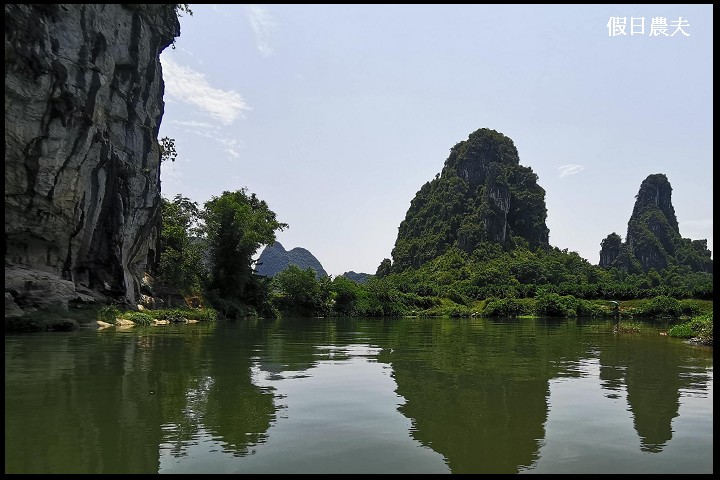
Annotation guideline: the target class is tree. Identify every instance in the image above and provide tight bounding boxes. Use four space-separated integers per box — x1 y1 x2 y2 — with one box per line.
156 194 205 297
160 137 178 163
331 275 360 316
171 5 193 50
271 265 331 316
202 189 287 301
174 4 193 16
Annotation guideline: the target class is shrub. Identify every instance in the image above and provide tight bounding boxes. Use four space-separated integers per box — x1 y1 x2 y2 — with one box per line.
97 305 120 324
121 311 154 326
669 312 713 343
646 295 681 317
667 323 694 338
483 297 533 317
534 293 578 317
576 300 610 317
677 299 704 316
447 305 471 317
151 308 189 323
191 308 219 322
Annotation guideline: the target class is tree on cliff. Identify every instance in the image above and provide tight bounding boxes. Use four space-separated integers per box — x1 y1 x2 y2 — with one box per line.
202 189 288 306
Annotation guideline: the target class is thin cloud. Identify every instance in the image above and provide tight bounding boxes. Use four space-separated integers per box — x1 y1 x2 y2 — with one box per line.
161 57 250 125
246 5 276 56
558 164 584 178
172 124 244 161
223 147 241 159
169 120 215 129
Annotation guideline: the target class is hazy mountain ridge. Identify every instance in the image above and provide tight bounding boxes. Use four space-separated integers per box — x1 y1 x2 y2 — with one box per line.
256 241 328 278
340 271 372 284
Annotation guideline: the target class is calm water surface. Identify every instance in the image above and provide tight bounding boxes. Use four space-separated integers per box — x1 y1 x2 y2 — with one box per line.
4 317 713 474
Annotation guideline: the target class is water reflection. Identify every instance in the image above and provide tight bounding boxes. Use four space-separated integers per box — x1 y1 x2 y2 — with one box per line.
202 322 276 456
376 318 578 473
598 331 712 453
4 317 713 474
5 331 167 473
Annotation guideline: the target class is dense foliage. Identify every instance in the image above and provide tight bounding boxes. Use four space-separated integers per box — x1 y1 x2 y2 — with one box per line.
154 193 711 321
258 243 713 320
668 312 713 345
390 128 549 271
270 265 332 316
151 132 711 326
202 189 288 317
156 195 205 297
600 174 713 274
154 188 287 318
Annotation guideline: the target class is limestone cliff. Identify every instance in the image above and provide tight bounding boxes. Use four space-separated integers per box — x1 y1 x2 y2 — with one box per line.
389 128 549 271
255 242 328 278
599 174 713 273
5 4 180 315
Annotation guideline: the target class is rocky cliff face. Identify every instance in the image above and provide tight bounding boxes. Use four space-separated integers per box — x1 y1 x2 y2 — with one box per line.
389 128 549 271
255 242 328 278
5 4 180 315
599 174 713 273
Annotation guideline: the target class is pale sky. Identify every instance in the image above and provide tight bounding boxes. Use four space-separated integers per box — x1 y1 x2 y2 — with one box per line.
159 4 713 277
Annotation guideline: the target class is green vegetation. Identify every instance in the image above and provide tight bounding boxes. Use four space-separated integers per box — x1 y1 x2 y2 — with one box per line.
120 311 155 326
390 128 549 272
600 174 713 275
270 265 331 317
202 189 288 317
159 137 179 163
668 312 713 345
156 195 205 298
143 307 218 323
111 307 219 326
613 321 643 334
97 305 121 324
152 184 288 319
152 193 711 320
145 130 711 326
174 4 193 17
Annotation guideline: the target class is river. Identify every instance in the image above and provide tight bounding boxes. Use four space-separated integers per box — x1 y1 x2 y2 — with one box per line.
4 317 713 474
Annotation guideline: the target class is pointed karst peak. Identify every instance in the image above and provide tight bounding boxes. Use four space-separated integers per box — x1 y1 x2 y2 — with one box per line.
442 128 521 186
631 173 679 233
269 241 285 251
388 127 549 272
599 173 712 273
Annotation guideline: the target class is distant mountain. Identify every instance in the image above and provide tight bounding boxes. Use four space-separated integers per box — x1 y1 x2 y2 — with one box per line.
255 241 328 278
340 271 373 284
599 174 713 273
